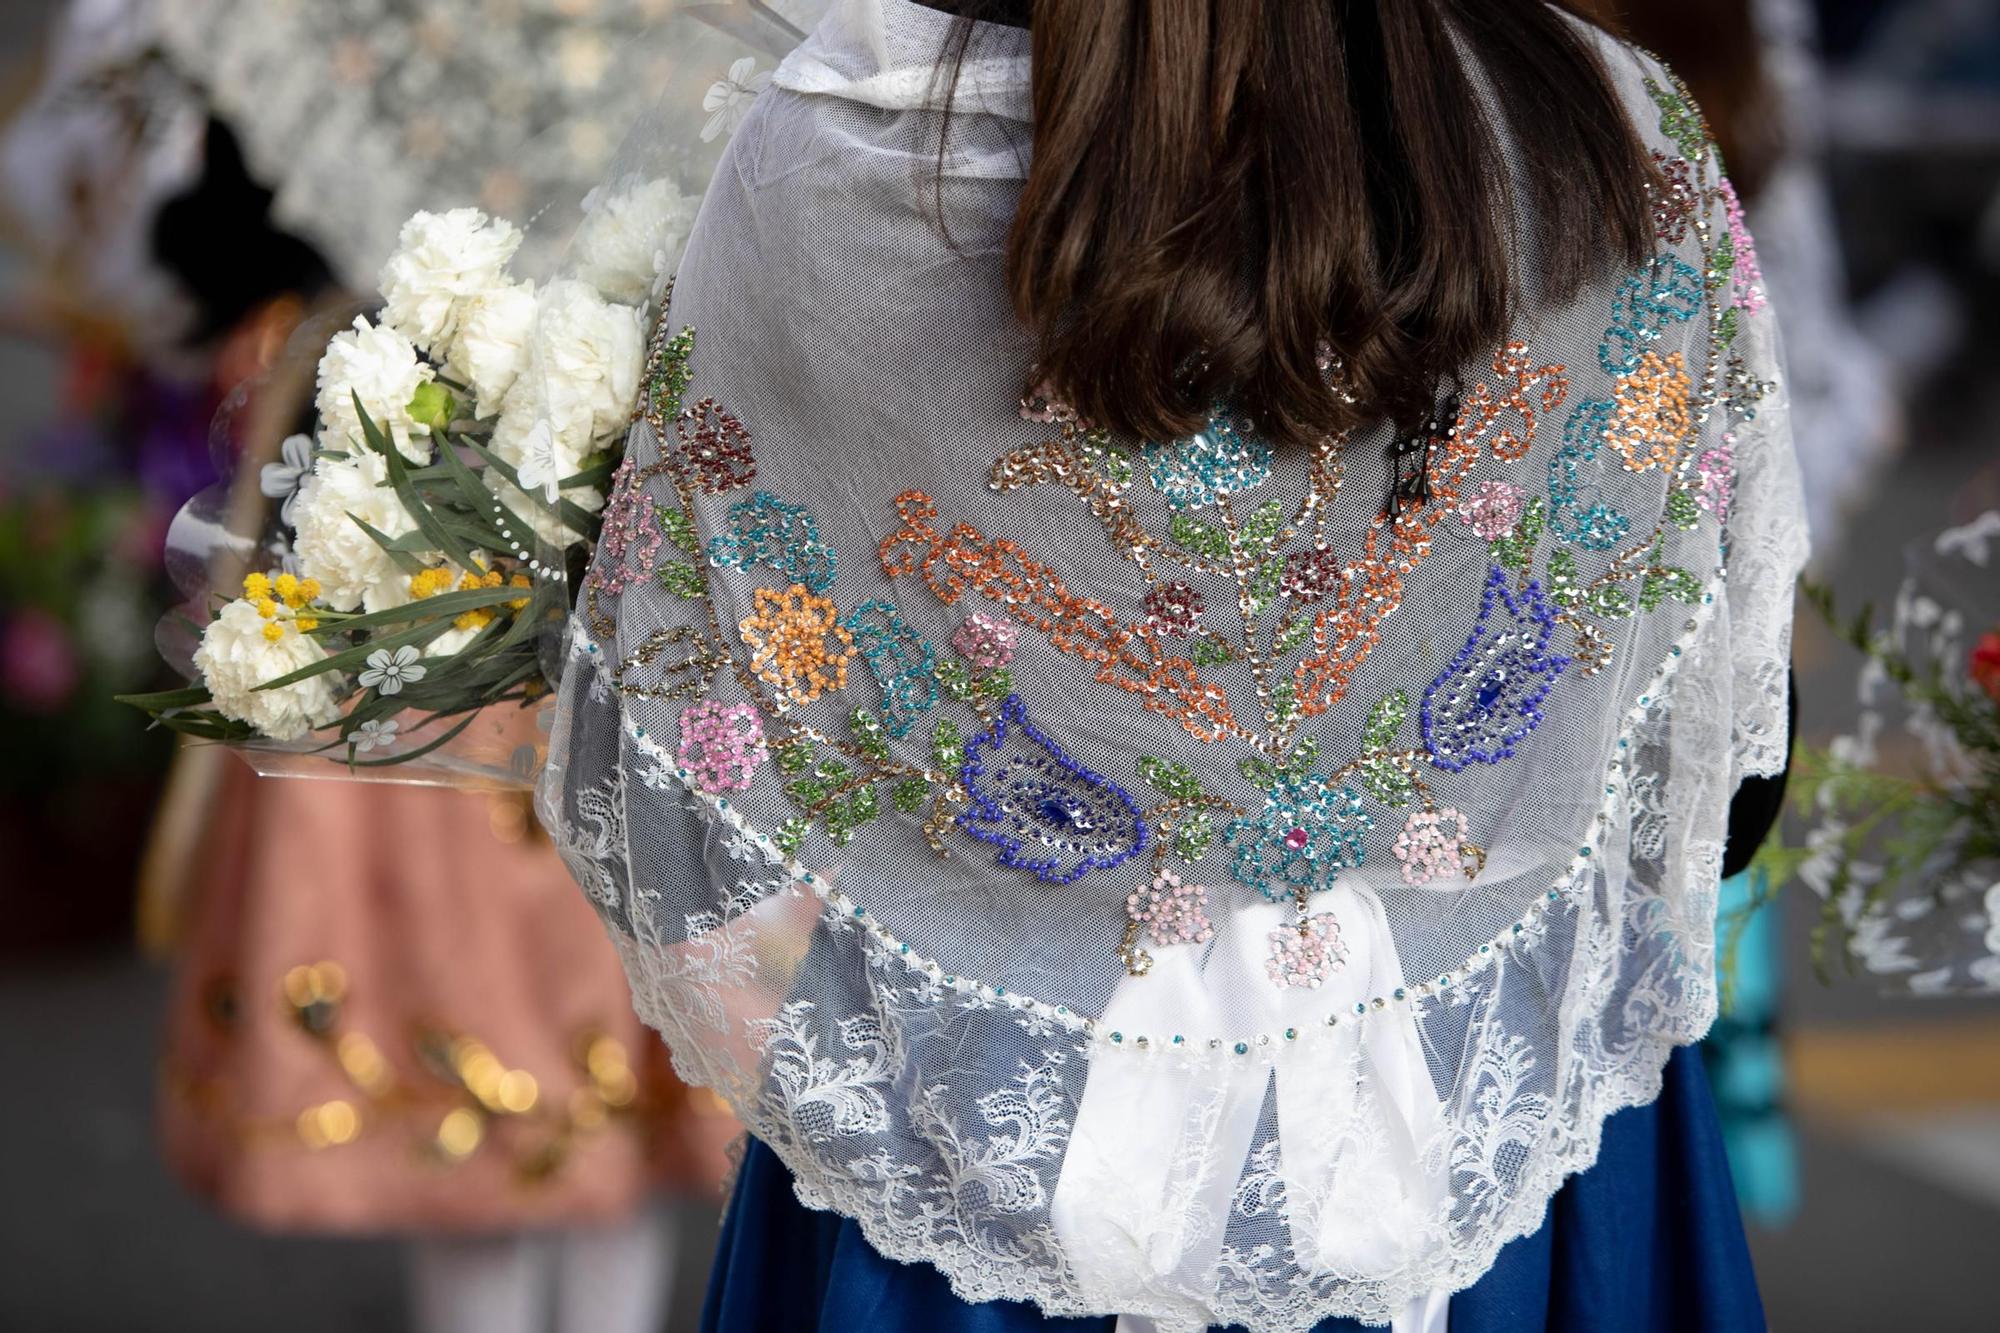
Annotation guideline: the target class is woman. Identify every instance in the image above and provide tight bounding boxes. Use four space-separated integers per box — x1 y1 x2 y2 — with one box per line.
542 0 1807 1329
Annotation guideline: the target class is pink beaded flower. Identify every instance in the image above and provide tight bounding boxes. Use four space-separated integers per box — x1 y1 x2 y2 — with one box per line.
677 700 767 793
1457 480 1527 541
1267 913 1346 990
1126 869 1214 948
1143 581 1205 638
1719 178 1767 316
1695 444 1733 520
951 612 1016 669
1393 808 1468 886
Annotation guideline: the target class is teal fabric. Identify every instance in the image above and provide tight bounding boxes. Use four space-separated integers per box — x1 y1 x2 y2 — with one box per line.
701 1044 1762 1332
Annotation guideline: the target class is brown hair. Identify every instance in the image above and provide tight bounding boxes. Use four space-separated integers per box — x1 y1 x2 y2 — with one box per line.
935 1 1662 444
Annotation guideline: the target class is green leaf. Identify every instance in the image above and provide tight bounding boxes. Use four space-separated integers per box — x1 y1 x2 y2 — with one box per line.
1665 488 1700 530
1192 635 1232 665
1359 757 1416 807
1273 615 1313 655
1137 756 1203 801
892 778 928 813
656 503 699 554
1547 549 1582 608
352 514 431 576
775 817 808 857
1170 513 1229 560
1238 756 1276 786
115 684 214 712
658 562 707 597
1363 692 1408 752
1240 500 1284 551
850 709 891 762
933 719 965 771
1588 584 1635 618
353 392 480 573
1173 812 1214 863
935 659 972 701
976 667 1013 701
346 708 483 769
312 584 528 636
253 619 445 692
1717 307 1740 348
775 742 814 776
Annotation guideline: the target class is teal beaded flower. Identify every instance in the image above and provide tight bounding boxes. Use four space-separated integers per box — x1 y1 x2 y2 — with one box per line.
1224 773 1372 901
1143 405 1271 510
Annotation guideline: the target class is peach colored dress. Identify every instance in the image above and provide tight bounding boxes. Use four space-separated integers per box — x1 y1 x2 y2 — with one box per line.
159 762 735 1234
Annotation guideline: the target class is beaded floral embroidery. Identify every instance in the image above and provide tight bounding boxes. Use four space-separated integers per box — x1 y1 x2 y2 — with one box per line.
591 73 1764 987
739 584 853 705
678 699 767 793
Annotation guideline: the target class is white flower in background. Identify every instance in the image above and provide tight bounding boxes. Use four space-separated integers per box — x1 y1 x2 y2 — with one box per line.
1985 881 2000 957
701 56 770 142
359 644 426 695
490 392 590 497
292 453 429 613
351 718 400 753
424 623 485 658
315 316 437 463
378 207 524 353
513 420 566 503
260 434 315 525
572 177 698 305
445 279 538 418
520 279 644 447
193 600 341 742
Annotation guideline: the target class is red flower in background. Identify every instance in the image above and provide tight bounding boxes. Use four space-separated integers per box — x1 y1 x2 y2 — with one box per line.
1971 630 2000 705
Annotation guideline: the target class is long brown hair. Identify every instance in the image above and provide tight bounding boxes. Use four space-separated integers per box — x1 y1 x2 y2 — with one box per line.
934 1 1662 445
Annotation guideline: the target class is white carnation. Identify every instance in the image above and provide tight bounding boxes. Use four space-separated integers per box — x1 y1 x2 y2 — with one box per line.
316 317 437 464
520 279 644 448
292 453 432 613
378 207 524 352
571 178 697 306
447 280 539 419
489 383 594 495
194 600 342 742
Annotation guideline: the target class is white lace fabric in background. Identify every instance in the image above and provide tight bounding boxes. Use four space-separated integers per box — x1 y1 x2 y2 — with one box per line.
537 1 1810 1328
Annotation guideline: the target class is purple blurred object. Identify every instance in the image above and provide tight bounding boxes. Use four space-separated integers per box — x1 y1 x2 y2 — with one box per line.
1 609 81 712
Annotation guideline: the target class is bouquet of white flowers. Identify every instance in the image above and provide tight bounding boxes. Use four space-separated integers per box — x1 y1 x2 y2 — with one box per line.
120 182 694 782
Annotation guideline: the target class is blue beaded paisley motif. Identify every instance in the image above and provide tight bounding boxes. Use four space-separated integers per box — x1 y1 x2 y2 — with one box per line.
1142 404 1272 510
958 695 1147 885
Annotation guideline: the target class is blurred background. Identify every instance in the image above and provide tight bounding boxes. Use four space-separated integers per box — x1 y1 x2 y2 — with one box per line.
0 1 1996 1330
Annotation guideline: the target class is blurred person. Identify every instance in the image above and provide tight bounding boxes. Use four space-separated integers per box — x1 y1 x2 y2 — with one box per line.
4 4 738 1330
542 3 1805 1332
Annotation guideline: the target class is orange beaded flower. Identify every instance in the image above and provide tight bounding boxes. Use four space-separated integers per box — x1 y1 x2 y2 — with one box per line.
1607 350 1692 472
739 583 854 705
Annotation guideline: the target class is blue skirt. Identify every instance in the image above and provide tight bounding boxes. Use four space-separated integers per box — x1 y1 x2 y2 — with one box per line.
701 1044 1762 1332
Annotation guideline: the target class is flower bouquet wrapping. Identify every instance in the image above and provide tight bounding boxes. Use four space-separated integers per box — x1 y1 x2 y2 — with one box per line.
1764 511 2000 991
119 183 699 784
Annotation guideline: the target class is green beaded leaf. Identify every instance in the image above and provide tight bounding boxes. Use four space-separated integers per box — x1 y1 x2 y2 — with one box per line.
658 561 707 597
655 503 700 554
1491 497 1547 572
1547 548 1583 608
1665 488 1700 531
849 708 891 762
824 784 879 845
1174 812 1214 863
1245 558 1283 616
1238 755 1277 786
892 778 928 813
775 741 814 777
1192 634 1233 665
1716 307 1740 348
1170 513 1230 560
933 719 965 771
977 667 1013 701
1273 614 1314 656
1138 756 1203 801
1644 76 1709 162
1710 227 1736 282
1240 500 1285 551
1642 566 1704 610
1588 584 1636 618
1284 733 1320 776
787 777 828 806
935 658 973 701
775 817 808 857
647 326 696 420
1269 679 1298 724
1363 691 1408 752
1359 757 1416 807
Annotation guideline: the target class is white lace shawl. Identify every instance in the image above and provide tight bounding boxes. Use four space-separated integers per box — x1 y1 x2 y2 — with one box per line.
537 2 1809 1327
